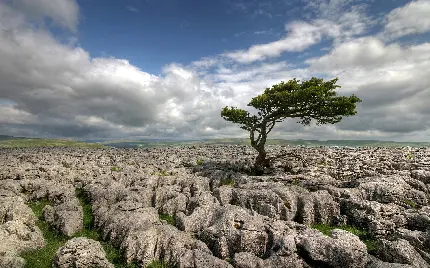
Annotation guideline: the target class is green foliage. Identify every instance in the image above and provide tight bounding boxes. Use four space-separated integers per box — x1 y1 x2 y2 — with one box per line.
22 193 139 268
111 166 122 172
311 224 377 254
405 153 414 160
221 77 361 168
404 199 417 209
146 260 170 268
21 199 67 268
196 159 204 166
219 174 235 187
159 213 175 226
222 77 361 130
151 169 174 176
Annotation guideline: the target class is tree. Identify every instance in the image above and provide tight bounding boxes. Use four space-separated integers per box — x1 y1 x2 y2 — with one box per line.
221 77 362 172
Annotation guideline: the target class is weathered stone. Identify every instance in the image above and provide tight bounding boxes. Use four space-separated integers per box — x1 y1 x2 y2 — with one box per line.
42 198 83 236
52 237 114 268
375 239 429 267
296 228 368 268
1 145 430 267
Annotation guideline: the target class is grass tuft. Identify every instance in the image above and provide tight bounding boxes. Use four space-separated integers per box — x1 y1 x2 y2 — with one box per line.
311 223 377 254
151 170 174 176
146 260 170 268
111 166 122 172
404 199 418 209
158 213 175 226
21 199 68 268
219 174 235 187
21 192 140 268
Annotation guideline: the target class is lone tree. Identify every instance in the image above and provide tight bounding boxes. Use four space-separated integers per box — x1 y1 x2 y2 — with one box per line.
221 77 361 172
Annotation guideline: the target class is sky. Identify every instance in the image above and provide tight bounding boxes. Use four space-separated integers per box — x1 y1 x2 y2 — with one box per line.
0 0 430 141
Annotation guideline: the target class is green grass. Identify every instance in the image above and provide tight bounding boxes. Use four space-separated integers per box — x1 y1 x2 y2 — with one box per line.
405 153 415 160
404 199 418 209
219 174 235 187
21 193 140 268
158 213 175 226
146 260 170 268
151 170 174 176
111 166 122 172
196 159 204 166
311 224 377 254
21 199 68 268
0 138 105 148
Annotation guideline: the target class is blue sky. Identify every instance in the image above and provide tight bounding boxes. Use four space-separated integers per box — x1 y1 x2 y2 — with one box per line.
76 0 301 73
0 0 430 141
75 0 411 73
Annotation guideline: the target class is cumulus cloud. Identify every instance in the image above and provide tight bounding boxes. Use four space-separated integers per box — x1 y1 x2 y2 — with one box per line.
306 36 430 136
8 0 79 32
223 4 370 63
0 2 235 139
383 0 430 39
1 0 430 141
306 37 403 70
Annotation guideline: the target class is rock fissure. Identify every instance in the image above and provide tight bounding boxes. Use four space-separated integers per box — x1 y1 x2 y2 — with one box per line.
0 145 429 267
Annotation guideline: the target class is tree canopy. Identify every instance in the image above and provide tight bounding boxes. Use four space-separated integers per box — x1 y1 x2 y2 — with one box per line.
221 77 362 171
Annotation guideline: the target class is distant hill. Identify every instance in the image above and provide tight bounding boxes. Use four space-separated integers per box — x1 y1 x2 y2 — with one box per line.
1 135 429 149
0 136 104 148
103 138 430 148
0 135 29 141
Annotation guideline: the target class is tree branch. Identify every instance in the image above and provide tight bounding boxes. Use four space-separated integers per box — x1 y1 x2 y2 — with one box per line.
266 120 276 135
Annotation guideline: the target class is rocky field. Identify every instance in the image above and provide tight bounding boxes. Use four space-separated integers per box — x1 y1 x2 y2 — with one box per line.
1 145 430 268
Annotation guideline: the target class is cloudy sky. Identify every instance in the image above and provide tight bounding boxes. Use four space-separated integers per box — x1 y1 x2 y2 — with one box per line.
0 0 429 141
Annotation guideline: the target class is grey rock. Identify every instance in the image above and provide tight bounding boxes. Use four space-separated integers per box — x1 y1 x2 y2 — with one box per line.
296 228 368 268
42 198 83 236
52 237 114 268
375 239 429 267
0 254 25 268
0 196 45 262
366 255 415 268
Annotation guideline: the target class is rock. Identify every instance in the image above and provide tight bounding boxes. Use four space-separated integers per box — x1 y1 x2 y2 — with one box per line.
183 204 269 259
411 170 430 184
366 255 415 268
311 190 340 225
53 237 114 268
0 253 25 268
122 224 226 267
0 196 45 264
296 228 368 268
234 252 264 268
42 198 83 236
233 252 304 268
375 239 430 267
2 145 430 267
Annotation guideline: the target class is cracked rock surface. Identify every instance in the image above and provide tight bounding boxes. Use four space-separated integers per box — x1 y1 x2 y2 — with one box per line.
52 237 114 268
0 145 430 267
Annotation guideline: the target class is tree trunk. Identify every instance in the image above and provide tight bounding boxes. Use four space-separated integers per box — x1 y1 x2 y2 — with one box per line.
254 148 271 170
251 123 271 174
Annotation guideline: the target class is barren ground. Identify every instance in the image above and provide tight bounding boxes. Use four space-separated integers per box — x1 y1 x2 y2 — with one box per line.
1 145 430 268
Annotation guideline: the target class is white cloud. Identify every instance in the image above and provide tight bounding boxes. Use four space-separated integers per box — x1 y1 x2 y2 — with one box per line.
0 3 235 139
306 37 403 70
9 0 79 32
222 4 370 63
1 0 430 141
384 0 430 39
